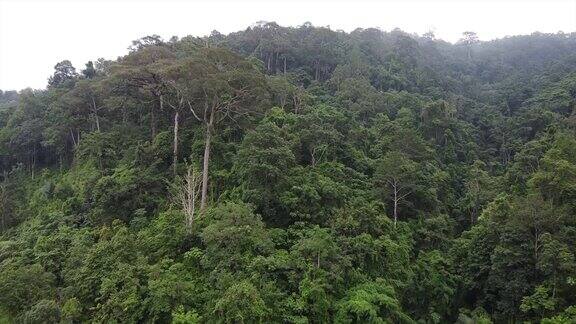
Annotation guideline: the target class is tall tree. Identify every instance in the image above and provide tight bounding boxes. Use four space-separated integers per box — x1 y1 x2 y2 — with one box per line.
111 45 176 139
164 48 269 211
173 163 202 231
459 31 479 60
374 151 419 226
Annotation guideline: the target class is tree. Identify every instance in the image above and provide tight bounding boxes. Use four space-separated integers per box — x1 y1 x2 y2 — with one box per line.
295 105 345 167
110 45 176 140
212 280 269 323
0 175 12 232
2 89 46 175
520 286 558 319
423 30 436 40
420 99 456 146
66 79 106 133
405 250 457 322
528 133 576 206
335 280 414 323
542 306 576 323
200 202 272 271
463 160 498 224
164 48 269 212
459 31 479 60
129 35 164 52
82 61 97 79
0 263 56 317
173 163 202 232
511 194 564 263
48 60 78 88
234 114 295 221
374 151 419 227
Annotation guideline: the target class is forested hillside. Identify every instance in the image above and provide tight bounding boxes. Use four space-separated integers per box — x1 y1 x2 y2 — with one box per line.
1 22 576 323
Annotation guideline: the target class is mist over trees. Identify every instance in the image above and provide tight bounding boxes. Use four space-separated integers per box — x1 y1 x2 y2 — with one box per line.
1 22 576 323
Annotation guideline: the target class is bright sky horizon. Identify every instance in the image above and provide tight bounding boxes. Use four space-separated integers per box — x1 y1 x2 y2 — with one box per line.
1 0 575 90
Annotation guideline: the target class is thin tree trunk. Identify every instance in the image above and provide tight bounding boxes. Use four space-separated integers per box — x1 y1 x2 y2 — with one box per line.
91 96 101 132
200 112 214 212
70 129 77 147
293 91 301 114
186 169 197 230
173 110 179 177
95 114 100 132
122 106 127 125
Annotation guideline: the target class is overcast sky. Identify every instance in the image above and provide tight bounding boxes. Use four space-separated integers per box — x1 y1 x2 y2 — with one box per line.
1 0 575 90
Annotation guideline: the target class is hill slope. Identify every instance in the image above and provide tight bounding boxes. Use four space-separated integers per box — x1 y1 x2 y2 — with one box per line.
0 23 576 322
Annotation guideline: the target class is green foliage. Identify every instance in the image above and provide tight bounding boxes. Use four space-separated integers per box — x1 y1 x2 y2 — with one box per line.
61 297 82 323
1 23 576 323
0 263 55 317
520 286 558 318
172 306 201 324
542 306 576 324
212 280 269 323
200 202 273 271
335 279 414 323
90 164 164 223
405 250 457 321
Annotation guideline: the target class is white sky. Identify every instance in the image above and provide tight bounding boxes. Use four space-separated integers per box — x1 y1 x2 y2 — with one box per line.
1 0 575 90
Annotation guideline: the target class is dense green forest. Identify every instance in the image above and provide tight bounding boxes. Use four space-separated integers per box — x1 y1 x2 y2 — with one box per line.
1 22 576 323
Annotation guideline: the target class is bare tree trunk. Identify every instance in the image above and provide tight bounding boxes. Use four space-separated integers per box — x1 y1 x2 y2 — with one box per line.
173 110 179 177
200 112 214 213
122 106 127 125
186 168 197 230
176 164 201 232
70 129 77 147
293 90 301 114
95 114 100 133
91 96 101 132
